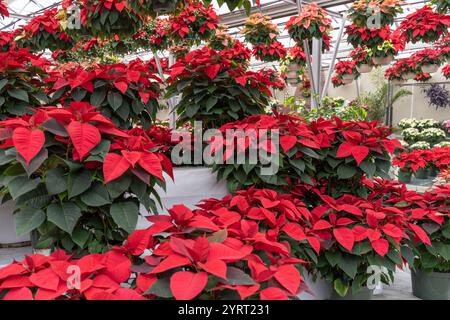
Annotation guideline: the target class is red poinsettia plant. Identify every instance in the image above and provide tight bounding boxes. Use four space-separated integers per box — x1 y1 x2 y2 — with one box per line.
0 250 142 300
210 114 401 195
117 196 309 300
385 57 418 81
0 0 8 18
332 75 345 88
415 71 432 82
399 5 450 44
47 59 162 129
133 17 171 52
220 39 252 65
18 8 73 52
62 0 143 38
0 102 172 254
166 47 280 129
286 2 332 44
443 64 450 79
411 48 444 68
350 46 373 67
334 60 359 79
0 30 20 52
393 149 430 173
252 41 287 63
0 47 51 119
345 24 391 49
168 0 218 45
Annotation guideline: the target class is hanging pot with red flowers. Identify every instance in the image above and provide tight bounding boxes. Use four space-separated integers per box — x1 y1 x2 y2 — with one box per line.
62 0 143 39
350 46 374 73
253 41 287 63
411 48 444 74
345 24 391 50
334 59 360 82
18 8 73 52
399 5 450 44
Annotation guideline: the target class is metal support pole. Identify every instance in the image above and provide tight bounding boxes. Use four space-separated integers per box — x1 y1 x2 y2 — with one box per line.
321 14 346 101
168 54 177 129
312 38 322 98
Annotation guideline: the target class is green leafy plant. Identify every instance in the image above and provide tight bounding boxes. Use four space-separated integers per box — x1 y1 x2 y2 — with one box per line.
0 102 173 254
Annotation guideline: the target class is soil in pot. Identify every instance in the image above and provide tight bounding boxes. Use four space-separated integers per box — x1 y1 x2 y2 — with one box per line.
356 64 373 74
414 168 429 180
411 269 450 300
398 169 412 183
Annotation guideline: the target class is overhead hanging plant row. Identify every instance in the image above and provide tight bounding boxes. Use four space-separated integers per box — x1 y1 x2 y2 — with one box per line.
46 59 162 129
348 0 404 28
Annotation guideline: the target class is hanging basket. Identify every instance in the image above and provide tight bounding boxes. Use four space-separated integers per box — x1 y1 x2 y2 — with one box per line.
342 78 353 85
421 64 440 74
356 64 373 74
372 55 393 66
403 72 416 80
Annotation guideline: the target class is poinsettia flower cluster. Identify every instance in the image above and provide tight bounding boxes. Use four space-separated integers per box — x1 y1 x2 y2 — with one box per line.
350 46 373 67
0 250 142 300
348 0 404 28
287 46 307 66
241 13 280 46
393 149 430 172
19 8 73 52
0 0 8 17
415 71 432 82
345 24 391 49
410 48 443 67
256 68 286 90
62 0 143 38
210 113 401 194
384 57 418 81
46 59 162 129
118 192 310 300
168 0 218 44
286 2 332 43
133 17 171 52
332 75 344 88
0 30 20 52
443 64 450 79
399 5 450 44
252 41 287 63
334 59 359 77
0 47 51 119
220 40 252 65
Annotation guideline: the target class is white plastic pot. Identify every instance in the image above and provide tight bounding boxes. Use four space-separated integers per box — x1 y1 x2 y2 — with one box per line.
356 64 373 74
403 72 416 80
0 201 30 246
342 73 356 81
372 55 393 66
138 166 228 229
421 64 439 74
391 78 406 85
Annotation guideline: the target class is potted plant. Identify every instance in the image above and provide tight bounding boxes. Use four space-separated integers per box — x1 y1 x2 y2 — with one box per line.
332 75 347 87
209 24 234 51
286 2 332 44
399 5 450 44
345 24 391 50
419 128 447 146
281 46 307 83
166 47 278 130
443 64 450 79
0 48 50 119
415 71 433 82
385 67 405 85
18 8 73 52
132 17 171 52
348 0 404 28
252 41 287 63
220 39 252 66
62 0 143 39
0 102 173 254
335 60 359 81
241 12 280 46
294 184 425 299
408 184 450 300
412 48 444 74
0 0 8 18
371 40 397 65
350 46 374 73
47 59 162 129
393 150 429 183
168 0 219 46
